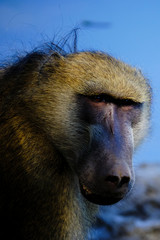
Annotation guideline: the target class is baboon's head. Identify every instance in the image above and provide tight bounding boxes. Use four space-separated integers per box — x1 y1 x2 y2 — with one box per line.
27 51 151 205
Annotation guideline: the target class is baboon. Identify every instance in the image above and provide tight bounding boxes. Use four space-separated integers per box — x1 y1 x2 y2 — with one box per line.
0 44 151 240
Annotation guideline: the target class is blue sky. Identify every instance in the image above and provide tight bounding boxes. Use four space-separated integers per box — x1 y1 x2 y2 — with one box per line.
0 0 160 164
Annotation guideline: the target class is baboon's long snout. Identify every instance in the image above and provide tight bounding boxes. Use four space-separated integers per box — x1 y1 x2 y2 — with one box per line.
79 161 133 206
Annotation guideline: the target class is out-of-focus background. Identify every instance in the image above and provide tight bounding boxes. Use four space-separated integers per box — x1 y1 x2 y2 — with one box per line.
0 0 159 166
1 1 160 239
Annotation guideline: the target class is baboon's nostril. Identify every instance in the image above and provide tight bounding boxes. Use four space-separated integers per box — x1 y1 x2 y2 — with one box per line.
105 175 120 186
119 176 130 187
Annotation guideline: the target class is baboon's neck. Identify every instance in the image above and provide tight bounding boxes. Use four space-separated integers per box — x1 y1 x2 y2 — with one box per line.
0 113 94 239
50 168 89 240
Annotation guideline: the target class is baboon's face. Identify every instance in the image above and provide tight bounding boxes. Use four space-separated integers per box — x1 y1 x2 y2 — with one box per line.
41 52 151 206
75 94 142 205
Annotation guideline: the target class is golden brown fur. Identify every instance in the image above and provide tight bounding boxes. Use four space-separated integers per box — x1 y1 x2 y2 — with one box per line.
0 49 151 240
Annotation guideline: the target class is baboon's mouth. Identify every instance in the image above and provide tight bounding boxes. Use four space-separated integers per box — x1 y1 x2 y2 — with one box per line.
80 183 123 206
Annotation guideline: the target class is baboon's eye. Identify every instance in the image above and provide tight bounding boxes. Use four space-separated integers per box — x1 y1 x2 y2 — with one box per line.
118 99 141 107
88 94 115 103
89 95 105 102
